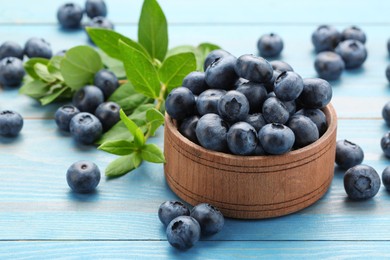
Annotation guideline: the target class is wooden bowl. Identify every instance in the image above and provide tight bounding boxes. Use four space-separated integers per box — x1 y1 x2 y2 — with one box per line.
164 104 337 219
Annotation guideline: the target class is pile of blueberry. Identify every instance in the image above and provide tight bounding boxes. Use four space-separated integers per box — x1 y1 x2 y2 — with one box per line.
57 0 114 38
158 200 224 250
54 69 120 145
166 49 332 156
312 25 367 81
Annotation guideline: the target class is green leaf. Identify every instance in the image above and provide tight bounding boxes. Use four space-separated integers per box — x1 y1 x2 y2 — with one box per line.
138 0 168 61
24 58 49 79
87 28 151 61
141 143 165 163
120 109 145 147
108 82 153 114
39 86 70 105
60 45 103 90
96 121 132 145
34 63 57 83
48 56 64 81
19 80 49 99
105 152 142 178
98 139 137 155
97 50 127 79
119 40 160 98
166 45 197 58
159 52 196 92
146 108 164 136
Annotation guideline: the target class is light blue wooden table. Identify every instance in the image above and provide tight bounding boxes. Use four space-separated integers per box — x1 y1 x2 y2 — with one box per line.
1 0 390 258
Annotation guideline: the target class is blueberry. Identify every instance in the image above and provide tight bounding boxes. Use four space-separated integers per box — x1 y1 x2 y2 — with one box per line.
227 122 258 155
236 81 267 113
158 201 190 226
274 71 304 101
166 216 201 250
66 161 101 193
190 203 224 236
287 114 319 148
0 110 23 136
55 49 67 57
263 70 281 93
297 78 332 109
262 96 290 124
165 87 196 120
253 142 266 155
295 108 327 136
218 90 250 123
205 55 238 90
335 40 367 69
69 112 103 145
270 60 294 72
204 49 232 70
85 0 107 19
314 51 345 81
344 164 380 200
311 25 341 53
182 71 208 95
257 33 284 57
57 3 83 29
234 77 249 88
235 54 273 83
86 17 114 40
382 101 390 126
0 41 24 60
55 105 80 132
195 113 228 152
0 57 25 87
94 101 120 131
93 69 119 99
72 85 105 113
381 131 390 158
335 139 364 170
196 89 226 116
382 166 390 191
386 65 390 83
341 26 366 44
244 113 266 132
24 37 52 59
179 115 199 144
258 123 295 155
283 100 297 116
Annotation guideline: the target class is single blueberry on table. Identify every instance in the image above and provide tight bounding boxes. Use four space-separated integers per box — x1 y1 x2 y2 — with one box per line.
386 64 390 83
258 123 295 155
196 89 226 116
287 115 319 149
314 51 345 81
336 140 364 170
66 161 101 193
235 54 273 83
244 113 266 132
382 166 390 191
195 113 229 152
218 90 250 123
262 96 290 124
274 71 304 101
57 3 83 29
190 203 224 236
85 0 107 19
203 49 232 70
297 78 332 109
182 71 209 95
0 110 23 136
257 33 284 58
311 25 341 53
165 87 196 120
93 69 119 99
236 81 268 113
0 41 24 60
158 201 190 227
0 57 25 87
295 108 328 136
205 55 238 90
335 39 367 69
24 37 52 59
69 112 103 145
179 115 199 144
381 131 390 158
227 121 258 155
72 85 105 114
94 101 120 132
270 60 294 72
55 105 80 132
344 164 380 200
382 101 390 126
341 26 366 44
166 216 201 250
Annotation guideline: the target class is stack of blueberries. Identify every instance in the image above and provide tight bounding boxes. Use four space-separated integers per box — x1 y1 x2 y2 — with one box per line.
166 49 333 156
312 25 367 81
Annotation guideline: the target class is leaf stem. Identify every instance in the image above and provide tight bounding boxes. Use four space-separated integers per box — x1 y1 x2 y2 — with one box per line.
144 83 167 140
119 79 129 85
